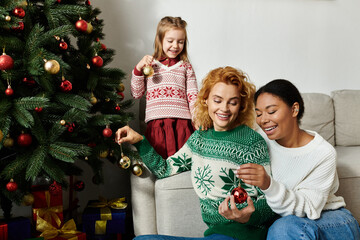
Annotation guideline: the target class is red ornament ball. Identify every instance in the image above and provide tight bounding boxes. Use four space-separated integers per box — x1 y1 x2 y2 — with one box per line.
56 0 61 3
49 181 62 195
11 21 24 31
35 107 43 113
60 80 72 92
101 43 107 51
74 180 85 191
0 53 14 70
115 105 121 111
85 0 91 6
117 91 124 100
75 19 88 32
91 55 103 67
6 179 18 192
17 133 32 147
102 128 112 138
231 187 248 204
5 86 14 96
59 41 68 50
13 7 26 18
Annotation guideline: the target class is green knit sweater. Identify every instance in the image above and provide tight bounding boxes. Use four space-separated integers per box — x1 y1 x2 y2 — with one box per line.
134 125 278 240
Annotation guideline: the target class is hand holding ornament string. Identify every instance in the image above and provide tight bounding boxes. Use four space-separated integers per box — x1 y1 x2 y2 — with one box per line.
135 55 154 76
115 126 143 145
236 163 271 190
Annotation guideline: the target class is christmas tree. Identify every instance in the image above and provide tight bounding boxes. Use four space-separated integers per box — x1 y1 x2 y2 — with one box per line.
0 0 134 217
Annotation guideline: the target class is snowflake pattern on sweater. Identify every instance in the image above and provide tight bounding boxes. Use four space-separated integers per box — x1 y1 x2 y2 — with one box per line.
130 60 198 123
134 125 278 239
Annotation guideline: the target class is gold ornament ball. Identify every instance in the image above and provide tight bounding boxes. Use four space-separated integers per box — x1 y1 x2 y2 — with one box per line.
86 22 93 34
19 0 28 7
119 156 131 169
131 163 144 176
85 156 89 161
117 83 125 92
3 137 14 148
143 66 154 77
0 130 3 142
99 149 109 158
5 15 11 22
60 120 66 125
22 193 35 206
44 60 60 74
90 96 97 105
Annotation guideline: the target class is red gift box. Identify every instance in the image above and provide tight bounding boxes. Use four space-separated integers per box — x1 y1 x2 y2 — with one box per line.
32 190 63 228
46 232 86 240
0 223 8 240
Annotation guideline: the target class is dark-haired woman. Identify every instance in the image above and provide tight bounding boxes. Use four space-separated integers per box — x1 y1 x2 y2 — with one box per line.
233 79 360 239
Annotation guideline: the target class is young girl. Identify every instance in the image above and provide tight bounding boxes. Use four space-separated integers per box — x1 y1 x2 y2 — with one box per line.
117 66 278 240
131 16 198 159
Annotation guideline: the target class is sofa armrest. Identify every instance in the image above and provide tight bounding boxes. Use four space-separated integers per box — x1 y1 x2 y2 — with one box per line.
131 166 157 236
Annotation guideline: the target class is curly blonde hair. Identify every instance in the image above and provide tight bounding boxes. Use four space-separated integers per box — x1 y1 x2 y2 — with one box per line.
153 16 189 62
194 66 256 130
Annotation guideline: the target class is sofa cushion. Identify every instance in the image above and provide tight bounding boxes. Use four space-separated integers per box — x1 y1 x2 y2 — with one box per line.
332 90 360 146
155 171 207 237
335 146 360 179
301 93 335 146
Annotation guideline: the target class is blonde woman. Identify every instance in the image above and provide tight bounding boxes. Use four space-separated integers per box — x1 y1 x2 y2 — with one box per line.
117 67 278 240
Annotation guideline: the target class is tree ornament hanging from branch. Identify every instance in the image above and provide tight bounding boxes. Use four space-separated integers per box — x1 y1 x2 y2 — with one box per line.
6 179 18 192
5 85 14 96
91 54 103 67
102 126 112 138
17 132 32 147
44 59 60 74
0 49 14 70
60 76 72 92
12 7 26 18
75 18 88 32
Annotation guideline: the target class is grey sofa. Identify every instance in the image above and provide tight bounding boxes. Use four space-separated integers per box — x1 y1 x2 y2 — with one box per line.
130 89 360 237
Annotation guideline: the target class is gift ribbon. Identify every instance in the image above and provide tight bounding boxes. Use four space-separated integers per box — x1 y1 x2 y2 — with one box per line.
33 191 63 227
87 197 127 235
36 215 80 240
87 197 127 220
94 220 107 235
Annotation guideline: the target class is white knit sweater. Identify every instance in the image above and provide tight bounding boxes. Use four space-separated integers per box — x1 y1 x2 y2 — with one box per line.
131 60 198 123
261 130 346 220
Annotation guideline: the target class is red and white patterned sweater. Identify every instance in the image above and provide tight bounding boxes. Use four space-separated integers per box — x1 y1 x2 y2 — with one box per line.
131 60 198 123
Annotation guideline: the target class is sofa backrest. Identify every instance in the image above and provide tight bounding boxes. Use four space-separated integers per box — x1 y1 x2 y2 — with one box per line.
332 90 360 146
300 93 335 146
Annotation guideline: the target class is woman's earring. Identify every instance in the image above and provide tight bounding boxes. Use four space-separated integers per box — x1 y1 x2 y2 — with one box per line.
295 109 299 112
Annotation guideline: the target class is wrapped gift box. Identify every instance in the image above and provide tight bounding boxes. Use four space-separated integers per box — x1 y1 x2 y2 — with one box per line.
32 189 63 228
45 232 86 240
82 199 126 236
35 217 85 240
0 217 31 240
86 233 122 240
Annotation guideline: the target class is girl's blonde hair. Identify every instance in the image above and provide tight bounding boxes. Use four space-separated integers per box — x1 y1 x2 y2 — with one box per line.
153 16 189 62
194 66 256 130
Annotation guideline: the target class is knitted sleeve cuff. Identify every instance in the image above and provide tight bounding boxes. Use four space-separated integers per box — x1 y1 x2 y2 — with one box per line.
133 136 153 158
262 177 281 198
133 66 143 76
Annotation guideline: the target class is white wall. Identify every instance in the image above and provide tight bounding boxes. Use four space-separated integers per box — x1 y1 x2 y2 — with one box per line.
92 0 360 131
